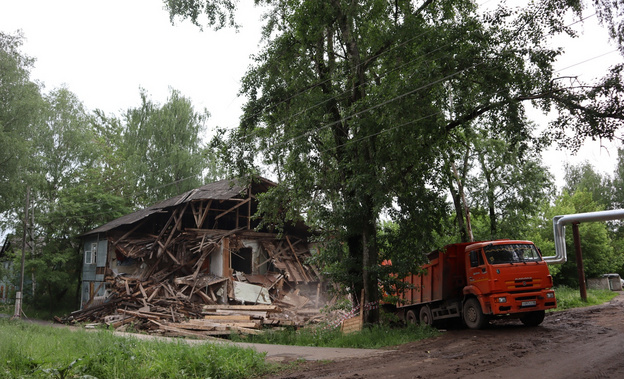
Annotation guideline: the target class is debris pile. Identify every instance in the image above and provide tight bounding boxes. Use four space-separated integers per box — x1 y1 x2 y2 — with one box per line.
63 228 329 337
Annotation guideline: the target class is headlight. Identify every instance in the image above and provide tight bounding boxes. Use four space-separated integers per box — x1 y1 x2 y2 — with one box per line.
496 297 507 303
546 292 555 299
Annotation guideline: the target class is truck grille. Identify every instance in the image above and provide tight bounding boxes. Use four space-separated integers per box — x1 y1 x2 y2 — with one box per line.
505 278 541 289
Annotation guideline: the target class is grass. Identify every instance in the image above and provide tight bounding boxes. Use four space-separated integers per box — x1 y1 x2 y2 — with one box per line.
553 286 618 311
231 322 440 349
0 302 75 321
0 319 275 379
0 288 617 378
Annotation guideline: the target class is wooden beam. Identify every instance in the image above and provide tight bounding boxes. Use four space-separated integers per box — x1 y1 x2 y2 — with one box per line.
247 185 252 229
222 237 232 279
215 198 251 220
113 220 146 246
198 199 213 228
286 235 309 283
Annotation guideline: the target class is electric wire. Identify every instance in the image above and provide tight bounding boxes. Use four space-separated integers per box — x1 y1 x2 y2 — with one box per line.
14 3 621 224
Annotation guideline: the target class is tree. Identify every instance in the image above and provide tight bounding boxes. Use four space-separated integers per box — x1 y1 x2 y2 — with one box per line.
563 161 613 209
608 147 624 275
121 88 210 207
166 0 624 323
467 128 555 240
0 31 44 220
25 88 135 311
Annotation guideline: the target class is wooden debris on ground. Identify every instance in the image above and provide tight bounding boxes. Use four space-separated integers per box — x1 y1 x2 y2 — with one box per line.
61 227 327 337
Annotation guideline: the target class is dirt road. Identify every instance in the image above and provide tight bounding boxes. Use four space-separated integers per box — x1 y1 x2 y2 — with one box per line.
268 293 624 379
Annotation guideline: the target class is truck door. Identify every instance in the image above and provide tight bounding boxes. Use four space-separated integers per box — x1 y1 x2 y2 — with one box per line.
466 248 491 295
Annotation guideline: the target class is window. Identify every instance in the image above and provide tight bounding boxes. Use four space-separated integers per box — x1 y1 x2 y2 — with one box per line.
483 244 542 264
85 242 97 265
231 247 253 274
469 250 484 267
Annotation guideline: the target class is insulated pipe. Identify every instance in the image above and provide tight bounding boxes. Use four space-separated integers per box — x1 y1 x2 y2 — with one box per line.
545 209 624 264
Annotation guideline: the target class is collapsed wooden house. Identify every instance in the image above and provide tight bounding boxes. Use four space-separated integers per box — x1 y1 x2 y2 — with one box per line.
70 177 328 336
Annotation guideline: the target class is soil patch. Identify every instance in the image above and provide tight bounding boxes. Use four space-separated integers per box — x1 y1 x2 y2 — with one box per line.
266 293 624 379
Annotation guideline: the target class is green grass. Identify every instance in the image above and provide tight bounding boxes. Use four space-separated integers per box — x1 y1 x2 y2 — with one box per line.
0 319 275 379
231 322 440 349
553 286 618 311
0 302 76 321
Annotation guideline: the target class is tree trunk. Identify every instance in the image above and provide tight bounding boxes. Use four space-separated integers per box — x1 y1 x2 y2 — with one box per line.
479 155 497 237
361 205 379 325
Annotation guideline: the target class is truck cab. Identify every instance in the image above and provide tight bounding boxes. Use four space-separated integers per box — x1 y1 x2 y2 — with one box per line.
462 240 557 328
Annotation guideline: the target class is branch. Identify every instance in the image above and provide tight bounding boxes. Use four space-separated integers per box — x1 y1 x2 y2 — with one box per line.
414 0 436 16
443 85 619 132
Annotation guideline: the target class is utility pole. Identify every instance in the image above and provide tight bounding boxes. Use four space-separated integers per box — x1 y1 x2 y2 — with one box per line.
572 223 588 302
13 187 29 319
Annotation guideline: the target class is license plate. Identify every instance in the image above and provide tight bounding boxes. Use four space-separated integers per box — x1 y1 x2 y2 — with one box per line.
522 300 537 307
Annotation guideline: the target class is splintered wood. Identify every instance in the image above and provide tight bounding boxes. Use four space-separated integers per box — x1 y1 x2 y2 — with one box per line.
64 226 326 338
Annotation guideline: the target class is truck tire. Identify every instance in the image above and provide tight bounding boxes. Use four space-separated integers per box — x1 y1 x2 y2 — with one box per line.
419 305 434 326
463 298 487 329
405 309 417 324
520 310 545 327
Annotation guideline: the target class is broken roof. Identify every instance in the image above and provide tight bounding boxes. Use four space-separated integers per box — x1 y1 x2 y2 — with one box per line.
84 177 277 236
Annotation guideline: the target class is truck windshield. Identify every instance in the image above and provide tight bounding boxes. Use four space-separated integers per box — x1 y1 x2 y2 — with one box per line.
483 244 542 264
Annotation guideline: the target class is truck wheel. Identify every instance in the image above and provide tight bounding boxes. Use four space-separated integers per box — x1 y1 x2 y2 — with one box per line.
419 305 434 326
405 310 417 324
520 310 545 327
463 298 487 329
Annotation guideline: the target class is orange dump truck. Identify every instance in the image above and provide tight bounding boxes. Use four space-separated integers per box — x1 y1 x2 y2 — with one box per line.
395 240 557 329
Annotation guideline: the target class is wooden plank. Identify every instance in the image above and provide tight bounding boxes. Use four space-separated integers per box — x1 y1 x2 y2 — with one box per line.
195 289 214 304
223 237 232 279
286 235 309 283
149 320 212 339
215 198 250 220
158 241 181 265
204 315 252 322
202 304 280 312
139 283 148 299
111 316 137 329
341 315 363 334
113 220 146 246
117 308 162 321
213 310 268 319
147 285 161 302
198 199 213 228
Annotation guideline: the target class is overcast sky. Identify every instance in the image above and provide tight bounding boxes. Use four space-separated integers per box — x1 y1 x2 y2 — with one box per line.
1 0 622 188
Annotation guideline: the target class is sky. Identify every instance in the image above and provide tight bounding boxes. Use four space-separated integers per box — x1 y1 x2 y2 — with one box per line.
0 0 622 188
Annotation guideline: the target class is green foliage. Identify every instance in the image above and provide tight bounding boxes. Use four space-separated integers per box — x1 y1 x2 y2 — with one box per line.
162 0 624 324
0 31 45 218
553 286 618 311
0 319 274 378
121 88 210 207
464 128 555 241
231 322 439 349
0 31 217 314
563 161 613 209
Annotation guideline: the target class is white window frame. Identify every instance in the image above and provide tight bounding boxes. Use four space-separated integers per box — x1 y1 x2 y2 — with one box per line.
85 242 97 264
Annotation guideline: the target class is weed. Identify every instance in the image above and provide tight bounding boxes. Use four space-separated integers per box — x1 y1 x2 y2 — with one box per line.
0 319 273 378
553 286 617 311
231 322 439 349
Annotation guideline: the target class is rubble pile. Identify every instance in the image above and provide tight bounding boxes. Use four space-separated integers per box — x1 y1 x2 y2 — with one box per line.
63 228 329 338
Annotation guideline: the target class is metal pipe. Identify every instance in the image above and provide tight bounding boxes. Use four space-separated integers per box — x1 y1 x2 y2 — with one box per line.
545 209 624 264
